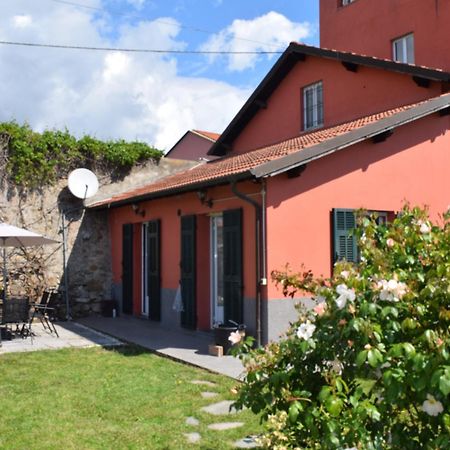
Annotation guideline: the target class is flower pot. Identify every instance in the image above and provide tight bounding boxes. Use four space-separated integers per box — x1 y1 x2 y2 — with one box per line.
214 324 246 354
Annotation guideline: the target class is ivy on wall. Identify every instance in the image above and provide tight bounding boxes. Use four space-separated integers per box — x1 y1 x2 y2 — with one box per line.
0 121 163 188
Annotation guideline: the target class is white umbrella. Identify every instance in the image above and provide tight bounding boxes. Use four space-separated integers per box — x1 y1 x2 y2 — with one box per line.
0 222 59 301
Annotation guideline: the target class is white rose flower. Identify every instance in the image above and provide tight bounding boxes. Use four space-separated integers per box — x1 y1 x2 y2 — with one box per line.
420 222 431 234
422 394 444 416
335 284 356 309
228 330 242 345
297 321 316 340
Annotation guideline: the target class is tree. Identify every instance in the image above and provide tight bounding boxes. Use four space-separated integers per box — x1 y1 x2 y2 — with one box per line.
233 206 450 449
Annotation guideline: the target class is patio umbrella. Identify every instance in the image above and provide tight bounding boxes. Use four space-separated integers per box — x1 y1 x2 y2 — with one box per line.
0 222 59 301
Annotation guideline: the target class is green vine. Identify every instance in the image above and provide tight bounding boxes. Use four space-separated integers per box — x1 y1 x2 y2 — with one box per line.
0 121 163 188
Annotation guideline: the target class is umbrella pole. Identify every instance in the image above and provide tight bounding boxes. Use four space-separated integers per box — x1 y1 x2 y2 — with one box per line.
61 213 71 320
2 241 6 302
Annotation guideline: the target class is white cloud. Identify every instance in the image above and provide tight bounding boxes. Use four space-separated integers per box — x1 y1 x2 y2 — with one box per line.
0 1 250 151
12 14 32 28
200 11 312 71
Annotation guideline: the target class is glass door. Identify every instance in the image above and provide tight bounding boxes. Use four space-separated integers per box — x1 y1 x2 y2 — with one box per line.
210 214 224 326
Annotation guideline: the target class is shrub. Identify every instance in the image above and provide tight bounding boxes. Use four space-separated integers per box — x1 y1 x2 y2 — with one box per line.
233 206 450 449
0 121 163 188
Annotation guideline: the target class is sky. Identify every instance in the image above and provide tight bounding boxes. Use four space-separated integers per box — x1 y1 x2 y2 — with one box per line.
0 0 319 151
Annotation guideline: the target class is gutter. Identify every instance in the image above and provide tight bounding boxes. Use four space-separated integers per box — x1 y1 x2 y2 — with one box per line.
231 179 266 347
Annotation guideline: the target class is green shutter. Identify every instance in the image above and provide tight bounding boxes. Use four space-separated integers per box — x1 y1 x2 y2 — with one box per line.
147 220 161 321
180 215 196 329
333 209 358 263
122 223 134 314
223 209 243 325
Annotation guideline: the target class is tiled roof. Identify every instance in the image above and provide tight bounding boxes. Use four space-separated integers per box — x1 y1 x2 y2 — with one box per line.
192 130 221 141
88 94 450 209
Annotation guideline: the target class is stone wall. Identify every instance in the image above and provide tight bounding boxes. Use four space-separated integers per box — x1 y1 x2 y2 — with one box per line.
0 157 195 316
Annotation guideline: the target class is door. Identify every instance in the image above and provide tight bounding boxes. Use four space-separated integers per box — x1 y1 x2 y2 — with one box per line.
180 215 196 329
142 220 161 321
210 214 224 326
223 209 243 325
122 223 134 314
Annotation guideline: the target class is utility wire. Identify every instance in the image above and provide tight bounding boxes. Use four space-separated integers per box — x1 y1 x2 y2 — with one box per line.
47 0 284 49
0 40 283 54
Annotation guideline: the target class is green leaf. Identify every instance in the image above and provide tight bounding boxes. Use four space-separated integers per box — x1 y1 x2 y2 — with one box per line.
439 373 450 396
355 378 377 396
368 349 383 367
356 350 368 367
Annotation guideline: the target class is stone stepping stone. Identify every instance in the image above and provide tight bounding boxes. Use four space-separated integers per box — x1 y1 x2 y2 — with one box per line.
234 435 259 448
184 432 201 444
207 422 244 431
191 380 217 387
201 391 218 399
201 400 238 415
185 416 199 426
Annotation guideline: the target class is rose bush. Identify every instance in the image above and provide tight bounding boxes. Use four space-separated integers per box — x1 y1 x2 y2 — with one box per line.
233 206 450 449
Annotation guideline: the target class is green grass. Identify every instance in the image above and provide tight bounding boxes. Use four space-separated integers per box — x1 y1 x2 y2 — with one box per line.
0 346 261 449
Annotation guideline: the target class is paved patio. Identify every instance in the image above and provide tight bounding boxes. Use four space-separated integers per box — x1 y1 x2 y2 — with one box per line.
78 315 246 379
0 320 122 354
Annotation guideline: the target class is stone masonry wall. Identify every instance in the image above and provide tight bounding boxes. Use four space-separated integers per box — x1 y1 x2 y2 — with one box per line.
0 157 195 317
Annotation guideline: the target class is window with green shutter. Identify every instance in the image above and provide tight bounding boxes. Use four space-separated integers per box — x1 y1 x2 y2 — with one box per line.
333 209 358 263
332 209 390 264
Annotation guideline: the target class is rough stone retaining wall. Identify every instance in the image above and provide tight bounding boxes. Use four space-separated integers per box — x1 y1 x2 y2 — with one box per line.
0 158 195 316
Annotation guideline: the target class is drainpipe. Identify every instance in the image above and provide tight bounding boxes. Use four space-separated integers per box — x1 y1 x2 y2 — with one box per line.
231 180 266 347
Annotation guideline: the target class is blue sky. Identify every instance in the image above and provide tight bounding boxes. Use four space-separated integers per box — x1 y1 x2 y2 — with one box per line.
0 0 319 150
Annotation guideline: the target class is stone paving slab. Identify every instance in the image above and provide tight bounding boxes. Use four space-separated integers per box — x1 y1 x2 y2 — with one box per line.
208 422 243 430
201 400 238 416
0 321 122 354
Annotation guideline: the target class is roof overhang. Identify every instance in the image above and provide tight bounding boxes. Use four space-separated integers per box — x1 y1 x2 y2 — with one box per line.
250 93 450 178
88 170 253 210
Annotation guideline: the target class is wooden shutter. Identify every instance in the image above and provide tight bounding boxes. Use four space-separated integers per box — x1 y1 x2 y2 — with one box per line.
147 220 161 321
333 209 358 263
180 215 196 329
223 209 243 325
122 223 134 314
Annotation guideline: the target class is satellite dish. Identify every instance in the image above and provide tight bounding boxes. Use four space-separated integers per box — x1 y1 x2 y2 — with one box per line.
68 168 99 199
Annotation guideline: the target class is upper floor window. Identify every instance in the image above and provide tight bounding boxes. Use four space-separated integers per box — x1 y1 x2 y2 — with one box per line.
303 81 323 131
341 0 356 6
393 33 415 64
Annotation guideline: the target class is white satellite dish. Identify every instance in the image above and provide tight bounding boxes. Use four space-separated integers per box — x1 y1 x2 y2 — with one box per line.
68 168 99 199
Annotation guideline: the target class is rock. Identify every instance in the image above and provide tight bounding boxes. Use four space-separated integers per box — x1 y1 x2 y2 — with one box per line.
185 417 199 426
184 432 201 444
234 435 259 448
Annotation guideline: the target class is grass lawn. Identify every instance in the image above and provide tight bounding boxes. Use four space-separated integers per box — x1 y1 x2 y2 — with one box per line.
0 345 262 449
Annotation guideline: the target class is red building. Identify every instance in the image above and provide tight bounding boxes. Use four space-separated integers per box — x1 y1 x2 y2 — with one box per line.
89 1 450 344
165 129 220 161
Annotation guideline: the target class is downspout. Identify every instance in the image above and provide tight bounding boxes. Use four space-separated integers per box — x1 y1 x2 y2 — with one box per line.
231 179 266 347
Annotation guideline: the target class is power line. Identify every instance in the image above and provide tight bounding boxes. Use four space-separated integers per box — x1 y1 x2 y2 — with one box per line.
47 0 283 49
0 40 283 54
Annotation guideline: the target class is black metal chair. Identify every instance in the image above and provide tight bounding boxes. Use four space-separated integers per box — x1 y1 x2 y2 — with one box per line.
2 297 32 339
32 289 59 337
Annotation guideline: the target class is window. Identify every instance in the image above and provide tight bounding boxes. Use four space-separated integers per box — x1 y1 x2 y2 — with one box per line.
303 81 323 131
341 0 355 5
393 34 414 64
332 209 389 263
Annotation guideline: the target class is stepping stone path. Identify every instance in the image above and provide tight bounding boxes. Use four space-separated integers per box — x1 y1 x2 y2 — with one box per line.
201 391 218 399
184 432 201 444
185 380 254 448
201 400 238 415
185 417 199 426
208 422 244 431
234 435 259 448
